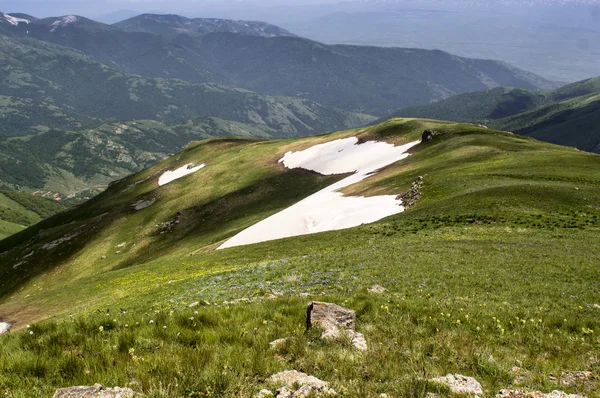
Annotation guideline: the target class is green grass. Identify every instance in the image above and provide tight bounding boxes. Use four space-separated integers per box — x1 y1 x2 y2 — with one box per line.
0 118 599 397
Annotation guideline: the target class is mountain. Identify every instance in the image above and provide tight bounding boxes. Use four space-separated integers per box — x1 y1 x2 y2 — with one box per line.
0 190 65 240
0 118 599 396
494 92 600 154
392 76 600 153
0 118 284 197
113 14 296 39
0 35 372 137
0 12 558 116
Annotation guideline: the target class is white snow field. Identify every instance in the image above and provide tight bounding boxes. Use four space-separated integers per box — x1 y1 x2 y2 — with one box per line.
218 137 420 249
158 163 205 186
1 13 31 26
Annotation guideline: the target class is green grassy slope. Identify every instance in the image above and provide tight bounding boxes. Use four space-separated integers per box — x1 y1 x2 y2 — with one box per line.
492 93 600 153
392 77 600 153
0 119 599 397
0 118 295 196
0 190 65 239
392 77 600 123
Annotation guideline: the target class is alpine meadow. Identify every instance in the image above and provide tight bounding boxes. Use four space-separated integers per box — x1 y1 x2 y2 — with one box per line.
0 2 599 398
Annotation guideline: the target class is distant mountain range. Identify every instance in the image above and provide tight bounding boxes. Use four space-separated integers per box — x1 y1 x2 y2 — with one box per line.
392 77 600 153
0 11 558 116
0 10 567 201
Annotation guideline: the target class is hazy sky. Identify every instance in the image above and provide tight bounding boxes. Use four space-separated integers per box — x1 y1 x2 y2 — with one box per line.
3 0 599 21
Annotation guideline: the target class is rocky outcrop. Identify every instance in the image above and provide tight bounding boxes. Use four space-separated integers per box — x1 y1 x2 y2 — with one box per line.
368 284 387 294
306 301 367 351
421 130 444 143
431 374 483 395
269 338 288 350
496 390 587 398
558 371 594 387
258 370 336 397
398 176 423 209
0 322 12 335
53 384 135 398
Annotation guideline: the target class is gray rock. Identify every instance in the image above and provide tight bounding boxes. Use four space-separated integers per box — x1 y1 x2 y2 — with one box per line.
307 301 356 332
269 338 288 349
267 370 336 397
306 301 366 351
559 371 594 387
431 374 483 395
0 322 12 335
421 130 443 143
53 384 135 397
368 284 387 294
256 389 275 398
496 390 587 398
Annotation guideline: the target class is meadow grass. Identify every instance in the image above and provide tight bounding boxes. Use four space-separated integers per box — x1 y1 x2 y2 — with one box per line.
1 119 599 396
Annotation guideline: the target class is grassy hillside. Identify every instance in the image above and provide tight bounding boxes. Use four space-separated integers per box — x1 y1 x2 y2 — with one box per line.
0 190 65 240
0 118 292 196
0 14 557 116
0 119 599 397
392 77 600 153
113 14 295 39
0 35 372 137
493 92 600 153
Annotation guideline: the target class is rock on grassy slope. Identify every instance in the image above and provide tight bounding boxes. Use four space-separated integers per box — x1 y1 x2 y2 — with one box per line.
0 119 599 397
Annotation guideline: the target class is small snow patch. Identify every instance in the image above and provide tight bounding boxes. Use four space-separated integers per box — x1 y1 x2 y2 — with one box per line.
1 13 30 26
42 233 78 250
219 138 419 249
50 15 78 32
158 163 205 186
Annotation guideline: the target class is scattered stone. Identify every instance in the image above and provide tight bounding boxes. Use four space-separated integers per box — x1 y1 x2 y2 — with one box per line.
593 304 600 309
368 284 387 294
256 389 275 398
53 384 135 398
101 256 107 260
269 338 288 349
496 389 587 398
512 367 530 385
265 291 284 300
160 211 182 232
398 176 423 209
559 371 594 387
0 322 12 335
431 374 483 395
476 124 489 129
421 130 444 143
132 198 156 211
266 370 336 397
307 301 367 351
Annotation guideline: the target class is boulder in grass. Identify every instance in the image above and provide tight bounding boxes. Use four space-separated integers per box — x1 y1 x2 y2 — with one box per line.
431 374 483 396
368 284 387 294
53 384 135 398
496 390 587 398
306 301 367 351
266 370 336 397
0 322 12 336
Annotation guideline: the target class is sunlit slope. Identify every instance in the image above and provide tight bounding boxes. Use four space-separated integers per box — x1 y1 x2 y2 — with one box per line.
1 118 599 326
0 191 65 240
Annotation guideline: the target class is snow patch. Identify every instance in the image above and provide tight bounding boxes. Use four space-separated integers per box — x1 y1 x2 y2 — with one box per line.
158 163 205 186
1 13 30 26
51 15 78 31
218 138 420 249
